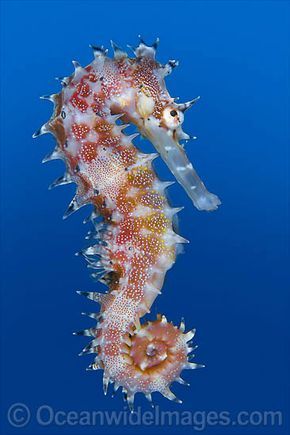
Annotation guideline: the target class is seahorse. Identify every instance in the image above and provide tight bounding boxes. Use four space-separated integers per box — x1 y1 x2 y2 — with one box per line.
34 38 220 410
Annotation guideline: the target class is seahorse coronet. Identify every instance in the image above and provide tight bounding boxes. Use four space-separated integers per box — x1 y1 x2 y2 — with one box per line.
34 37 220 411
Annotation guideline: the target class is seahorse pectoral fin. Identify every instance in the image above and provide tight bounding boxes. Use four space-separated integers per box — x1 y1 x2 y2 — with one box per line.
142 120 221 211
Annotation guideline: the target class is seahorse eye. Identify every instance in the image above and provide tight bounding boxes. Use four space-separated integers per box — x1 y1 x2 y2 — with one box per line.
162 106 184 130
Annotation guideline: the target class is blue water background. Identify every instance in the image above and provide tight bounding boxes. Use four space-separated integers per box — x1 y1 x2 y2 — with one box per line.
1 1 289 434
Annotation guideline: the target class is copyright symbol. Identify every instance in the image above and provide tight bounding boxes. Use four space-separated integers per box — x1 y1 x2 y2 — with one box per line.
7 403 31 427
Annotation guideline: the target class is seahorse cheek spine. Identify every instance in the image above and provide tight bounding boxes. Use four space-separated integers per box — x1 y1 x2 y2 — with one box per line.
34 38 220 410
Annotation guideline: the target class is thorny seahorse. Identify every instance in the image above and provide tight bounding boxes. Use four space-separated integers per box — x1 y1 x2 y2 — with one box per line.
33 37 221 410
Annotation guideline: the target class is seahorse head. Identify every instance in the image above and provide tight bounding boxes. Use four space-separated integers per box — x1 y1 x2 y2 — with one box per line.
116 38 220 211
